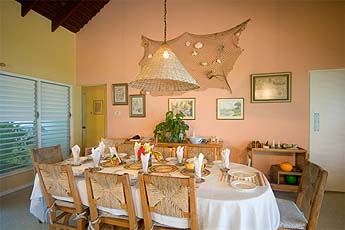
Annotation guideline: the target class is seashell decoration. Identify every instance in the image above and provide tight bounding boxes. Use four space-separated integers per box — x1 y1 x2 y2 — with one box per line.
194 41 203 49
200 62 209 66
148 54 153 58
216 59 222 64
185 41 191 47
191 50 198 56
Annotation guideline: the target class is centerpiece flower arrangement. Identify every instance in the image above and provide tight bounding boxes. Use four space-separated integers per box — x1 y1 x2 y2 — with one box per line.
137 143 164 162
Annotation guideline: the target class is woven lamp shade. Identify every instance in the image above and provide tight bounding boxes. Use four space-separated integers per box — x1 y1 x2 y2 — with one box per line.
129 44 200 92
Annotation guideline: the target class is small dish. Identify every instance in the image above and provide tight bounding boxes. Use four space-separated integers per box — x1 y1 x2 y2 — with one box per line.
189 137 203 144
231 180 256 192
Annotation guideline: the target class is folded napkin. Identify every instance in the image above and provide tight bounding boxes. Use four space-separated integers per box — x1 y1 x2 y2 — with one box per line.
219 171 267 186
222 148 231 169
134 142 141 161
141 153 151 174
98 140 106 158
91 147 101 167
109 147 121 164
194 153 204 178
176 146 184 164
71 144 80 164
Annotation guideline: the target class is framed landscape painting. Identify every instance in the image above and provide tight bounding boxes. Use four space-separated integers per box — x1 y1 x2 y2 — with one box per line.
251 72 291 103
130 94 145 117
168 98 196 120
112 83 128 105
216 98 244 120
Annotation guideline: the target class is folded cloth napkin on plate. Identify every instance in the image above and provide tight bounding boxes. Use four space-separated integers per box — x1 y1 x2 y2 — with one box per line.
91 147 101 167
71 144 80 163
109 147 121 164
176 146 184 163
194 153 204 178
134 142 141 161
141 153 151 174
218 171 267 186
98 140 106 158
221 148 231 169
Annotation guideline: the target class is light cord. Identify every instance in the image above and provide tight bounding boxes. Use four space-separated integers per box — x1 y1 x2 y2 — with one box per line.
164 0 167 43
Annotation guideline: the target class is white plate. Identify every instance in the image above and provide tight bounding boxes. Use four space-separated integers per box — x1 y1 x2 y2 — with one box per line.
166 157 177 162
118 153 127 158
231 180 256 192
227 169 256 179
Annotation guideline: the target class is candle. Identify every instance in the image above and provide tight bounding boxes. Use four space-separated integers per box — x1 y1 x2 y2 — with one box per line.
278 140 280 148
272 139 275 148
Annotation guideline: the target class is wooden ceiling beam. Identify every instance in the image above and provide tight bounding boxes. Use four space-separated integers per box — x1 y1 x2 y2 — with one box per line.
20 0 38 17
51 0 84 32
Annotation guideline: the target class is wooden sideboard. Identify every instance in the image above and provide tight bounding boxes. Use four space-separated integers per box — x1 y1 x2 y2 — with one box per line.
248 147 308 192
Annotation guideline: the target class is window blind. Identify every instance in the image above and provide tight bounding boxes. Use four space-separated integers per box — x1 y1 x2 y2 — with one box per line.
0 74 37 174
0 72 71 175
41 82 71 158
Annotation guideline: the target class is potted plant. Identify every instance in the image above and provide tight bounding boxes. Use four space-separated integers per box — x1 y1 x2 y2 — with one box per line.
154 111 189 143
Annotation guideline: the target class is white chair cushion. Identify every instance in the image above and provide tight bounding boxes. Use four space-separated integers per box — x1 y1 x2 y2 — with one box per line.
276 198 308 229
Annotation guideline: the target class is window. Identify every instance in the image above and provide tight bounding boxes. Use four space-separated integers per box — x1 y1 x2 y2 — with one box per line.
0 72 71 175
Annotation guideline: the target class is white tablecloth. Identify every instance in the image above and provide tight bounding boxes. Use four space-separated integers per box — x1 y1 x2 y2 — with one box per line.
30 161 280 230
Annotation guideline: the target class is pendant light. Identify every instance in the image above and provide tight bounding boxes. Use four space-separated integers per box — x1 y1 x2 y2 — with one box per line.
129 0 200 92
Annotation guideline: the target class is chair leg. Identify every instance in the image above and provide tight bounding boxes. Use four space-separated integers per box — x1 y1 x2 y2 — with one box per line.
63 213 72 225
77 218 87 230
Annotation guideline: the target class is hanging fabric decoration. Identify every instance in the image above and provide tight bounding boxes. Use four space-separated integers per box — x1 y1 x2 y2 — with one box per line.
139 19 250 94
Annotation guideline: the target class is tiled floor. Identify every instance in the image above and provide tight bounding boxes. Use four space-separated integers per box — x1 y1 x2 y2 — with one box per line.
0 186 344 230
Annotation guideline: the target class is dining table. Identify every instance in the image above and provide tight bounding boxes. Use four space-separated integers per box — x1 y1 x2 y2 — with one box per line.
30 156 280 230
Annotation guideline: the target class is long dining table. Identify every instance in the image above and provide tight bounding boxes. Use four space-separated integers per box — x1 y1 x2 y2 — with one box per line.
30 157 280 230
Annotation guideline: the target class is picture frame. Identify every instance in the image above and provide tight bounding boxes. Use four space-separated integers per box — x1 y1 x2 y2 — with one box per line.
93 100 103 115
112 83 128 105
168 98 196 120
130 94 146 117
251 72 292 103
216 98 244 120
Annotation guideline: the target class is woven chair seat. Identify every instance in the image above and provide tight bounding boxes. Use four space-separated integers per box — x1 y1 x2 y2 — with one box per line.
277 198 308 229
98 210 140 221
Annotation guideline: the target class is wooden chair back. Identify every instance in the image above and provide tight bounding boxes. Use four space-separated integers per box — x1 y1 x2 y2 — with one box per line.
296 161 328 230
154 146 174 158
85 169 137 229
186 146 217 161
36 163 87 229
31 144 63 165
116 143 135 155
138 173 198 230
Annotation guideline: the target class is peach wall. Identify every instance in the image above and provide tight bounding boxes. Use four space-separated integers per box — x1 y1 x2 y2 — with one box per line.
76 0 344 163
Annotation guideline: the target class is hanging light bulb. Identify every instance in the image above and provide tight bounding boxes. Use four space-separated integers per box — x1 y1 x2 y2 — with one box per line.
163 50 170 59
129 0 199 92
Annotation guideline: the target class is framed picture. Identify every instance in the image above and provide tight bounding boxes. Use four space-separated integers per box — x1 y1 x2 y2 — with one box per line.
130 94 145 117
168 98 196 120
112 83 128 105
251 72 292 103
216 98 244 120
93 100 103 115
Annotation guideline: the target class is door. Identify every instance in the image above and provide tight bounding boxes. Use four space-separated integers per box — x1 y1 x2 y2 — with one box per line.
82 85 107 151
310 69 345 192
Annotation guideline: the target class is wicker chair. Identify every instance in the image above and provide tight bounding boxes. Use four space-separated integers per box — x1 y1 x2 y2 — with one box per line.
116 143 135 155
277 161 328 230
36 163 89 230
138 173 198 230
186 146 217 162
85 169 140 230
31 144 63 165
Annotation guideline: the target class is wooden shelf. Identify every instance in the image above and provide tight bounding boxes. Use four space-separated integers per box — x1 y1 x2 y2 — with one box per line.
248 147 307 192
271 183 299 192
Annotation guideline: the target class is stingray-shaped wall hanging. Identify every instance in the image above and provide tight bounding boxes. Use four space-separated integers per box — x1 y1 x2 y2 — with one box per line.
139 19 250 95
